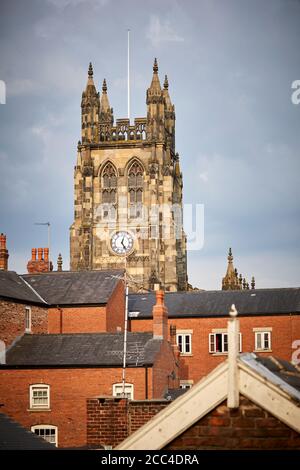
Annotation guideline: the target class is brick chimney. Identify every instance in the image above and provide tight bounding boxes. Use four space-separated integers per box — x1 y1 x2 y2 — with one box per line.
170 323 180 361
0 233 9 271
153 290 168 340
27 248 52 274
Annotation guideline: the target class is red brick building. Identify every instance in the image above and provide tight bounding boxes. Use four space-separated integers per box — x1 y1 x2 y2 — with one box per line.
22 270 125 334
129 289 300 385
0 270 125 347
115 315 300 450
0 291 179 448
0 271 48 347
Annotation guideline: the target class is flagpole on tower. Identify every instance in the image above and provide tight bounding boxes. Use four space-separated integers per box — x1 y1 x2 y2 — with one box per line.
127 28 130 122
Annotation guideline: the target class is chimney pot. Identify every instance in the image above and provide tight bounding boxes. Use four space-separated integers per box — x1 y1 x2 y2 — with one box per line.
44 247 49 262
0 233 9 271
37 248 43 260
31 248 37 261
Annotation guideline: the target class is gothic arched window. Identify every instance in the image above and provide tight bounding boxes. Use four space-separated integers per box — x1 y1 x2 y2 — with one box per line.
101 163 117 218
128 161 143 218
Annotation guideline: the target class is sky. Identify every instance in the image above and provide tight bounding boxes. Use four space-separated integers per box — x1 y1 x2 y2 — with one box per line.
0 0 299 290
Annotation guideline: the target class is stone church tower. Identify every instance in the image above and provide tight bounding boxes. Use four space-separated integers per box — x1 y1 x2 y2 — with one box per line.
70 60 187 291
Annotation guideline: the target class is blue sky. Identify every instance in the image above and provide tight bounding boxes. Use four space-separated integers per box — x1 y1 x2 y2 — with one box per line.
0 0 299 289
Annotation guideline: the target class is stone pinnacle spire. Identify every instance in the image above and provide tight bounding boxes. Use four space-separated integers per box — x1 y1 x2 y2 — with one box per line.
222 248 241 291
100 78 113 125
164 75 169 89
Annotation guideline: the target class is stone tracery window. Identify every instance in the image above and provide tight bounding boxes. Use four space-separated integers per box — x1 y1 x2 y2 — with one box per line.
128 161 143 218
102 162 117 204
101 163 117 220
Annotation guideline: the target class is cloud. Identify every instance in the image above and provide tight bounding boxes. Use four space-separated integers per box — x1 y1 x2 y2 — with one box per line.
146 15 184 47
46 0 108 9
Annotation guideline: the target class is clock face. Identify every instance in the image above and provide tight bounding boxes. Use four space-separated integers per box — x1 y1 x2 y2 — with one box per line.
111 231 134 255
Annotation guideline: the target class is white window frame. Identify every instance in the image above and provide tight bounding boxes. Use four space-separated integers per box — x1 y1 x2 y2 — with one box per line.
30 384 50 409
179 380 194 389
209 332 242 354
113 383 134 400
255 331 272 351
31 425 57 446
25 306 31 333
176 333 192 355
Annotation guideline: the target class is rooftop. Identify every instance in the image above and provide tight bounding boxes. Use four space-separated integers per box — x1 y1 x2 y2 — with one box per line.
0 412 56 450
4 332 162 367
0 270 124 306
129 288 300 318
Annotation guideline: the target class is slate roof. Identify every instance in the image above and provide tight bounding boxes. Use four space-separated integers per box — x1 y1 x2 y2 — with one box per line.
129 288 300 318
0 412 56 450
241 353 300 403
21 270 124 305
0 271 44 304
4 332 161 367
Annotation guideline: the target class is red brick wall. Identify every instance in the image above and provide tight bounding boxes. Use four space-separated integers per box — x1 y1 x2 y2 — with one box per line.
48 306 107 333
0 299 48 347
47 281 125 334
166 396 300 449
130 315 300 382
152 341 179 398
0 366 153 448
106 280 125 332
87 397 169 448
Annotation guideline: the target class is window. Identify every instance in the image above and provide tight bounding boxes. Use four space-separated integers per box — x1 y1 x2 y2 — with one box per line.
113 383 134 400
30 384 50 409
176 333 192 355
209 333 242 354
180 380 193 389
128 161 143 219
255 331 271 351
31 425 57 446
25 307 31 332
101 163 117 214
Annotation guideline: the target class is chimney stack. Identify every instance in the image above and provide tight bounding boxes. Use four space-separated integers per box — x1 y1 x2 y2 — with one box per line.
0 233 9 271
27 247 51 274
153 290 168 340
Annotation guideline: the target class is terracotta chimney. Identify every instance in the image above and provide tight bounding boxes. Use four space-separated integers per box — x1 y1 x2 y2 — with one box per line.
37 248 43 261
153 290 168 340
0 233 9 271
27 247 51 274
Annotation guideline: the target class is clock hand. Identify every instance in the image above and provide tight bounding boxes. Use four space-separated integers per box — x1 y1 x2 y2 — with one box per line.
121 237 126 249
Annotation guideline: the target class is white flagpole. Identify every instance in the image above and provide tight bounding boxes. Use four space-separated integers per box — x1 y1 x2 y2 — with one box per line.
127 28 130 122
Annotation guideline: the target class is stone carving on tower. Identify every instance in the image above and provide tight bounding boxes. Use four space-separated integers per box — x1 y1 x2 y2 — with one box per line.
70 59 187 291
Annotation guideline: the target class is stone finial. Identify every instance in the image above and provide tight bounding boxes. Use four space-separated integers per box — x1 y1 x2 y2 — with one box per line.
251 276 255 289
239 274 243 285
57 253 63 272
228 247 233 262
242 278 247 289
153 57 158 73
88 62 93 77
102 78 107 93
229 304 238 317
164 75 169 89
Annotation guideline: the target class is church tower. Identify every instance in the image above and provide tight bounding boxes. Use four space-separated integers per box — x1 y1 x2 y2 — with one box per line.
70 59 187 291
